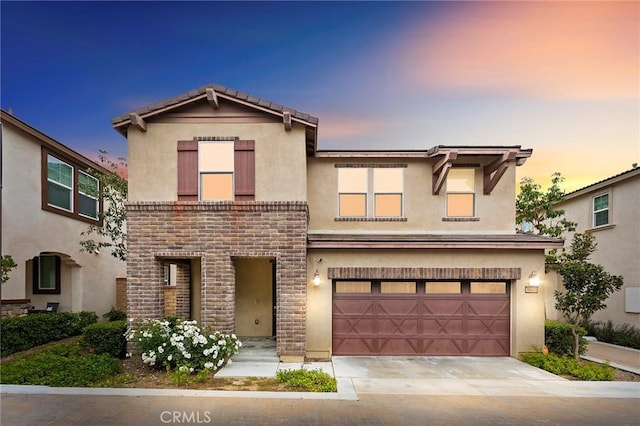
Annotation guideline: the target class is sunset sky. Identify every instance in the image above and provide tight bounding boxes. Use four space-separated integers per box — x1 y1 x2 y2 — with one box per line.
1 1 638 192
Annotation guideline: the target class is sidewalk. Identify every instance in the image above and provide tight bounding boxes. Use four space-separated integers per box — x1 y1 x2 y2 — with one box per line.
582 341 640 375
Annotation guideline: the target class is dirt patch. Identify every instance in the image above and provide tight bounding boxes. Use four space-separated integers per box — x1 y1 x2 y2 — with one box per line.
102 356 293 391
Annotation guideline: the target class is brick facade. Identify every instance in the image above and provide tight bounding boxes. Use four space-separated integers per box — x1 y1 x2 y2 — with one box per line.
126 201 308 356
328 267 522 280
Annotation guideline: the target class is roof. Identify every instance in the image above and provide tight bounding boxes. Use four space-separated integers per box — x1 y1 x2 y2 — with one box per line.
315 146 532 162
0 109 110 174
307 233 564 250
562 166 640 201
111 83 319 154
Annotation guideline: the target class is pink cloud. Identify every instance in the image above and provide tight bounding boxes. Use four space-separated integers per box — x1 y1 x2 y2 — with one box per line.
317 112 382 140
397 2 639 99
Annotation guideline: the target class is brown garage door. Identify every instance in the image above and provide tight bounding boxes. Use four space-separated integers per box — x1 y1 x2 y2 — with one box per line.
332 280 510 356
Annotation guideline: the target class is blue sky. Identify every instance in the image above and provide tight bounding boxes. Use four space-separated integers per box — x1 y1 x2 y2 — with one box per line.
1 1 638 191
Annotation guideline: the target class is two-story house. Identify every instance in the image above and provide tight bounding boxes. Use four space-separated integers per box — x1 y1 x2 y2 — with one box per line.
548 166 640 326
112 84 562 361
1 110 126 316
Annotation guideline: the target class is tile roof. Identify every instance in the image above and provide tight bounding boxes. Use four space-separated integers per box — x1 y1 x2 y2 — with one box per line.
563 166 640 199
111 83 319 127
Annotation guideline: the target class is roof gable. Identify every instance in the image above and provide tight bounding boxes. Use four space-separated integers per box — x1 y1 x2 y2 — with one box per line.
111 83 319 154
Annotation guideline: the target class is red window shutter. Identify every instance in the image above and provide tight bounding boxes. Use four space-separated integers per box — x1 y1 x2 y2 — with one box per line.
234 140 255 201
177 141 198 201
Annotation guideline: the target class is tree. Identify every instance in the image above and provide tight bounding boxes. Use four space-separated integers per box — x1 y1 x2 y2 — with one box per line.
554 233 623 359
80 151 128 261
516 172 576 262
1 255 18 285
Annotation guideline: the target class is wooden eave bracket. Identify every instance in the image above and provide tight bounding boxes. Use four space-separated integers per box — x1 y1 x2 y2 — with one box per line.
129 113 147 133
483 151 517 194
283 111 292 131
432 152 458 195
206 88 219 109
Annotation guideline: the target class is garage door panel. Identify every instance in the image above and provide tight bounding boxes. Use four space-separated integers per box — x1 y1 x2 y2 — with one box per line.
466 338 510 356
422 318 465 334
378 338 420 354
423 300 465 316
377 299 419 315
376 318 419 334
467 300 509 316
467 319 509 335
333 299 375 315
423 338 465 355
333 318 375 334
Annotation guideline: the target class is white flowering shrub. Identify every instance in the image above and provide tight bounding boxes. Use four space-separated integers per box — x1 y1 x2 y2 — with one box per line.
125 318 241 374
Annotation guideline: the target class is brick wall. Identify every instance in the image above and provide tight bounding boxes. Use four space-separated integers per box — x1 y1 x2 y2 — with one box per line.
116 278 127 311
126 201 308 356
175 261 191 319
0 299 30 318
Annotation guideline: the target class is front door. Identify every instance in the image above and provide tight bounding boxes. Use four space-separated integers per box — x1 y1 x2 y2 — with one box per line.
234 258 274 337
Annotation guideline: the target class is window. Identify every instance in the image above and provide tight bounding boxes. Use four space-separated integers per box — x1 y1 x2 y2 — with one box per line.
381 281 416 294
338 168 367 217
593 194 609 227
337 167 404 218
426 282 461 294
177 139 255 201
79 172 99 219
446 168 475 217
199 141 234 201
374 168 403 217
47 155 73 212
470 282 506 294
335 281 372 293
32 255 61 294
43 151 101 223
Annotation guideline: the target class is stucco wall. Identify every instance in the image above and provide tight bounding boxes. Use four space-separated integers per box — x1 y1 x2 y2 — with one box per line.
306 249 547 358
1 121 126 315
307 157 517 233
553 173 640 325
234 258 273 337
127 122 307 202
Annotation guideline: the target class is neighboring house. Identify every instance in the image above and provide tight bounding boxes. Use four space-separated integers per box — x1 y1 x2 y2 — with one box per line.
0 110 126 317
112 83 562 361
549 166 640 326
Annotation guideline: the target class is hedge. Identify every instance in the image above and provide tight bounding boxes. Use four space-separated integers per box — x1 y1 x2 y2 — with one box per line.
82 320 128 358
545 319 587 356
1 311 98 357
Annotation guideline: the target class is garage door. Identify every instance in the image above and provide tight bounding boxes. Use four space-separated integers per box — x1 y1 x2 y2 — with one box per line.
332 280 510 356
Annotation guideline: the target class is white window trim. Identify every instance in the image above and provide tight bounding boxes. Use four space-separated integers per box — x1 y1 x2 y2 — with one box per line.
78 171 100 220
592 191 611 228
47 154 74 213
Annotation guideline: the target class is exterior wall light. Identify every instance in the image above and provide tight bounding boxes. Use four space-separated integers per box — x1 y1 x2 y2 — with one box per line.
526 270 541 293
313 270 321 286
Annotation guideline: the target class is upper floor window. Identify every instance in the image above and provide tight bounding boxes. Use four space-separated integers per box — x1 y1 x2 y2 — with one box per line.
338 167 404 218
338 168 368 217
593 193 609 227
446 168 475 217
47 155 74 212
43 151 101 223
199 141 234 201
177 139 255 201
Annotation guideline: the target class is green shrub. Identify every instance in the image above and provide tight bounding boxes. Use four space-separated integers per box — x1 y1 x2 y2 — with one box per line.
103 308 127 322
520 352 614 381
0 342 121 386
1 312 98 357
545 320 587 356
276 368 337 392
585 321 640 350
82 320 128 358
